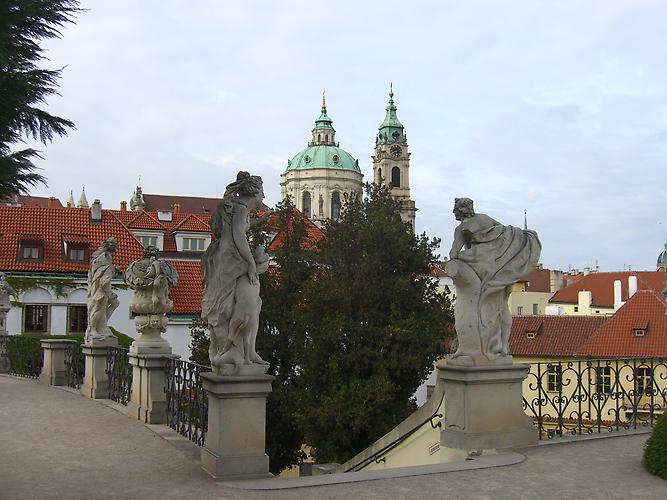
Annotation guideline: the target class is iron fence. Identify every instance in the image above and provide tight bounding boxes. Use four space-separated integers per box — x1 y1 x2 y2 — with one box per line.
1 336 43 378
64 342 84 389
523 358 667 439
165 357 211 446
106 346 132 406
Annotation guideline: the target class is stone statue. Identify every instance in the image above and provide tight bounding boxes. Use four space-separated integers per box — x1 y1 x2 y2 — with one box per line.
85 238 120 343
123 246 178 350
318 193 324 217
202 171 272 375
0 273 16 337
446 198 541 365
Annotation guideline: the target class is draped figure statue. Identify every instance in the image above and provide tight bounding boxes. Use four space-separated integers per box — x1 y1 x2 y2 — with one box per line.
85 238 120 343
446 198 541 365
201 172 271 375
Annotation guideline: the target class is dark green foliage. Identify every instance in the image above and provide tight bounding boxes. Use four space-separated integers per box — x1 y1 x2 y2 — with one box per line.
188 316 209 365
296 183 452 463
0 0 80 196
108 327 134 349
644 412 667 480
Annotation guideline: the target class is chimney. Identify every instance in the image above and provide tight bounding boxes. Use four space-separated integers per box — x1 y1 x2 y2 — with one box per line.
90 199 102 223
47 196 56 208
578 290 592 312
173 203 181 214
628 276 638 299
613 280 623 311
120 200 127 211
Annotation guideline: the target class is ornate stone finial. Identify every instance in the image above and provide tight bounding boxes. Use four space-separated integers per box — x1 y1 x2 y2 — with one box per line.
0 272 16 308
389 82 394 99
201 171 271 375
446 198 541 366
85 238 120 345
322 89 326 113
123 246 178 353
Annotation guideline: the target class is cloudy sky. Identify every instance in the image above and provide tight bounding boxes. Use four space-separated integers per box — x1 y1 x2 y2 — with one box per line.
24 0 667 271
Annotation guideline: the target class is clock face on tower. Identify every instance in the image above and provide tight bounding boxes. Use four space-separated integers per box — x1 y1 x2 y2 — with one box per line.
390 145 402 158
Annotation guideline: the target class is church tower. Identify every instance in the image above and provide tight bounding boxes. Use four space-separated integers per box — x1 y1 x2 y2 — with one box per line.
372 85 417 229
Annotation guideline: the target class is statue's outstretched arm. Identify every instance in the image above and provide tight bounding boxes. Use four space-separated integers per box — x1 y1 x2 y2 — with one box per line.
449 225 464 260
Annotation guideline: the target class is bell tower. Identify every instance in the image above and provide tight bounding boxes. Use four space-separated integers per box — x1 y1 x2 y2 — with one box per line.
372 85 417 229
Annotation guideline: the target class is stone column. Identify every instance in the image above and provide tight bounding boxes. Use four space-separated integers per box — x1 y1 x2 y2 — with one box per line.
439 362 537 452
200 368 274 480
81 337 118 399
39 339 77 386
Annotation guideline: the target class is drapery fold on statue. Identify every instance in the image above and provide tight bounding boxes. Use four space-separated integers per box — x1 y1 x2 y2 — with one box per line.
456 225 541 360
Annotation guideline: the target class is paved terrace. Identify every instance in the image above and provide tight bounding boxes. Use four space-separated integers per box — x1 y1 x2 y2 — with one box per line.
1 375 666 500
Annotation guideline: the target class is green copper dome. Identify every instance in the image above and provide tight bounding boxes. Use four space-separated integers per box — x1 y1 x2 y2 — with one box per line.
286 145 360 173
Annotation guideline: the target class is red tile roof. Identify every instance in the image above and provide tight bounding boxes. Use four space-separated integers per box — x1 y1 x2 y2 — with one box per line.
576 290 667 357
518 267 552 292
142 194 221 214
168 260 203 315
127 211 166 231
0 206 143 272
510 315 608 357
265 209 325 252
171 214 211 233
2 195 63 208
549 271 664 307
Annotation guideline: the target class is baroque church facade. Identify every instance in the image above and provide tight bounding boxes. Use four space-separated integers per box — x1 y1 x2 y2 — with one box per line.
280 88 417 228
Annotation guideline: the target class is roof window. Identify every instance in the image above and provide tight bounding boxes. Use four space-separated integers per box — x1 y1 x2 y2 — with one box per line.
18 238 44 262
634 329 646 337
526 332 536 339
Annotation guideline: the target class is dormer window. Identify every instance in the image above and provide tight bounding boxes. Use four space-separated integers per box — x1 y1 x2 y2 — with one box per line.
67 244 88 262
139 235 158 248
183 237 206 252
18 239 43 261
526 331 536 339
634 329 646 337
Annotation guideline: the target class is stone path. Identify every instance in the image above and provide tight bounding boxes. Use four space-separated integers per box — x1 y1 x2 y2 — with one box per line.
1 375 666 499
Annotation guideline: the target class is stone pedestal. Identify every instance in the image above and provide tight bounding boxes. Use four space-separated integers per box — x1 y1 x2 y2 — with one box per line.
439 362 537 452
126 352 171 424
129 314 171 355
39 339 77 386
200 370 274 480
81 337 117 399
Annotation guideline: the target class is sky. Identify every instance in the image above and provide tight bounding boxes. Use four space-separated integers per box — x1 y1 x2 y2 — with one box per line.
23 0 667 272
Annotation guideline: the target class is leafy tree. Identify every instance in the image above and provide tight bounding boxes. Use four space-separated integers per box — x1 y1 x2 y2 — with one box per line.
296 183 453 463
0 0 80 197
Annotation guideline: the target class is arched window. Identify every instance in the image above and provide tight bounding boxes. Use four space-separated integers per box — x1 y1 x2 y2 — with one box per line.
377 168 382 183
302 191 311 218
325 134 329 143
318 134 321 142
391 167 401 188
331 191 341 219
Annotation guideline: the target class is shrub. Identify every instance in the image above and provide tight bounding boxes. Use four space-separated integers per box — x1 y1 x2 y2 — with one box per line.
644 412 667 480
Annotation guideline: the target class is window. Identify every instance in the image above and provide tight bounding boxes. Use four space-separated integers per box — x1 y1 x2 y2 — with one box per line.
24 304 48 333
183 238 205 252
66 244 88 262
636 367 653 396
19 240 43 261
526 331 536 339
68 305 87 334
547 364 563 392
139 235 158 248
574 306 579 313
595 366 612 394
302 191 312 218
517 306 523 315
377 168 382 183
532 303 539 315
325 134 329 143
634 329 646 337
331 192 341 219
391 167 401 188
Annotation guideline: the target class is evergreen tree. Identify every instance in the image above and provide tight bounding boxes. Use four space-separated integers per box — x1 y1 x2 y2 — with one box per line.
297 183 452 463
0 0 80 197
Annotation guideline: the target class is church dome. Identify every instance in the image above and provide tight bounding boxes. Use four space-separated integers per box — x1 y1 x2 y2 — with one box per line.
658 242 667 267
285 144 360 174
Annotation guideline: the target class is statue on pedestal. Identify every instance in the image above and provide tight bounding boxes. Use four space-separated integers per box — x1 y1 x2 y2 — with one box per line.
446 198 541 365
123 246 178 351
85 238 120 344
201 171 272 375
0 273 16 336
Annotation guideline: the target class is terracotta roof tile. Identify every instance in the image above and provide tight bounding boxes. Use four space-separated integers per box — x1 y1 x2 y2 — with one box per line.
517 267 553 292
143 194 221 214
2 195 63 208
510 315 608 357
171 214 211 233
0 206 143 273
265 209 325 252
168 260 203 314
126 211 166 231
576 290 667 357
549 271 664 307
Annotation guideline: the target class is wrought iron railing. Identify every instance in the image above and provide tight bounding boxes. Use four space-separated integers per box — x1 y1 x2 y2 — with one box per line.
165 357 211 446
106 346 132 406
523 358 667 439
2 336 43 378
64 342 84 389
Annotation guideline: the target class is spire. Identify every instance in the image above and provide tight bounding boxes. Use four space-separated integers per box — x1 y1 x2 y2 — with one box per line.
67 190 75 208
322 89 327 114
377 83 404 143
313 92 334 131
310 92 336 145
524 209 528 230
130 183 146 211
77 187 89 208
